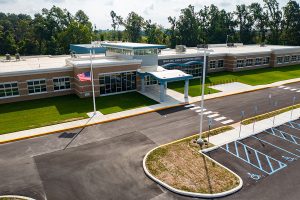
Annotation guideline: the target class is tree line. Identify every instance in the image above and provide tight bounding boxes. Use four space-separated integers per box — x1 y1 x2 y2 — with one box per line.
0 0 299 56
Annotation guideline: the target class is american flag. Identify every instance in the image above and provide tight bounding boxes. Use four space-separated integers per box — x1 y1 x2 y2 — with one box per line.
77 72 91 82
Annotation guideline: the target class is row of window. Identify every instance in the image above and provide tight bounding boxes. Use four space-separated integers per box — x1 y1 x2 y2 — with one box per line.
277 55 300 64
106 47 158 56
163 64 202 78
0 77 71 98
236 57 270 68
209 60 224 69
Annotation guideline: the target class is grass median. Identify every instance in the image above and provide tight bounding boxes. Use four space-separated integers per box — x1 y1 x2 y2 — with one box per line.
145 126 239 194
0 92 157 134
169 64 300 97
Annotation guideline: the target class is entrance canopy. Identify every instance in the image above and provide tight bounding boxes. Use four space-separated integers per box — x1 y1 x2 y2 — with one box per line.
137 66 192 102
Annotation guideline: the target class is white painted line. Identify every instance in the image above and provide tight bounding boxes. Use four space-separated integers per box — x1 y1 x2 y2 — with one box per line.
214 116 227 121
203 111 213 115
190 106 201 110
221 119 234 124
185 104 194 108
278 86 285 88
297 90 300 93
284 87 291 90
290 89 297 91
207 114 220 118
195 109 207 113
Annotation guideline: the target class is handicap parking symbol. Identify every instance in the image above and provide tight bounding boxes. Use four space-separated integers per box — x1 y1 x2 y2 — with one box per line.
282 156 297 162
247 172 261 181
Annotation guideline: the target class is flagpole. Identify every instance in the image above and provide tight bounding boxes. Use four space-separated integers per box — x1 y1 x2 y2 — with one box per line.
90 48 97 116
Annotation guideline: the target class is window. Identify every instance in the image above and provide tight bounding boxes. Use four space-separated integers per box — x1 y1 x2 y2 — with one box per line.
284 56 290 63
0 82 19 98
291 55 297 62
236 60 245 68
209 60 216 69
297 55 300 61
27 79 47 94
277 57 283 64
246 59 253 66
99 71 136 95
53 77 71 91
263 57 270 64
255 58 262 65
217 60 224 68
145 75 158 85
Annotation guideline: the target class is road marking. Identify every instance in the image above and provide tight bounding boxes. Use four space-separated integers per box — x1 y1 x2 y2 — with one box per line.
284 87 291 90
214 116 226 121
207 114 220 118
221 119 234 124
203 111 213 115
290 88 297 91
195 109 207 113
184 104 194 108
297 90 300 93
265 128 300 146
190 106 201 110
278 86 285 88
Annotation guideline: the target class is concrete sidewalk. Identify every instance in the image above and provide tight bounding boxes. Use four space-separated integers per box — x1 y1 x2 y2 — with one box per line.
207 107 300 147
1 77 300 144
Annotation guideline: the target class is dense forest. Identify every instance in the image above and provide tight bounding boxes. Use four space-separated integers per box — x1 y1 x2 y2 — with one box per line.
0 0 299 55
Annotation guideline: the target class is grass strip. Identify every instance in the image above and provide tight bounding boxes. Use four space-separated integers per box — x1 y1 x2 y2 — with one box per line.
241 104 300 125
146 126 239 194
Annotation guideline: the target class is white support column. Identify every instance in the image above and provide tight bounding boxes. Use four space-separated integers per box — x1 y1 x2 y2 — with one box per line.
141 75 145 93
160 82 165 102
184 79 189 102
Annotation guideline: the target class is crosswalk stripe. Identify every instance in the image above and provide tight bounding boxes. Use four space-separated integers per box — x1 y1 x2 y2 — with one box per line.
184 104 194 108
190 106 201 110
207 114 220 118
203 111 213 115
284 87 290 90
221 119 234 124
290 89 297 91
214 116 226 121
195 109 207 113
278 86 285 88
297 90 300 93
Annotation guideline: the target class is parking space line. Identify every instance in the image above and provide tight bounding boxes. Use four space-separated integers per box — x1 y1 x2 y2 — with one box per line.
252 136 300 158
265 128 300 146
220 141 287 175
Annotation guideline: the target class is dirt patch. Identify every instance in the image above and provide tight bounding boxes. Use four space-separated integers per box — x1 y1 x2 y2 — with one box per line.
146 135 239 194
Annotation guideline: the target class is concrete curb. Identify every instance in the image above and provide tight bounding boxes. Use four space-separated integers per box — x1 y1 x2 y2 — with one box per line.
0 195 35 200
143 145 243 198
1 78 299 145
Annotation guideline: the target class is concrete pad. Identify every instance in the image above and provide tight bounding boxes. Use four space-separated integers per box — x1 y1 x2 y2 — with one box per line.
209 82 253 92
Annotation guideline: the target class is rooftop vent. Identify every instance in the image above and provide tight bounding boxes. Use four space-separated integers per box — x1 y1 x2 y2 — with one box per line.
5 54 11 61
70 51 77 58
15 53 20 61
227 43 235 47
197 44 208 49
176 45 186 53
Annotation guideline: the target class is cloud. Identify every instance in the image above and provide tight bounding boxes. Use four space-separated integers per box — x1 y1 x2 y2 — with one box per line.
143 4 154 15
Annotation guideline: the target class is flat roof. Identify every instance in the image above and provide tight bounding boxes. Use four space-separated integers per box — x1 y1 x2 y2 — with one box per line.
101 42 166 50
68 57 141 67
159 44 300 58
0 56 71 76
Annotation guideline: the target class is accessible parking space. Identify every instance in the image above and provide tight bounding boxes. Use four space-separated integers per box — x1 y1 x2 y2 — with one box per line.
207 119 300 191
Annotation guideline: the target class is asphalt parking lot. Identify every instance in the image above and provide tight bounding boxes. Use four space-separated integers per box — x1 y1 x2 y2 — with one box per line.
207 119 300 200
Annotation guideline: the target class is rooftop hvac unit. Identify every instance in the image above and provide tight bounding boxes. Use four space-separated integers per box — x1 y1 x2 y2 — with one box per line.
15 53 20 61
5 54 11 61
176 45 187 52
227 43 235 47
197 44 208 49
260 43 266 47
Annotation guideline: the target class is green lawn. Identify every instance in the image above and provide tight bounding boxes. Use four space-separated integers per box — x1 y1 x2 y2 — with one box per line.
0 92 157 134
169 64 300 97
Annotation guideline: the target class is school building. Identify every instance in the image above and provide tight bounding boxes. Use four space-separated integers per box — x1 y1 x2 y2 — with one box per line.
1 42 300 104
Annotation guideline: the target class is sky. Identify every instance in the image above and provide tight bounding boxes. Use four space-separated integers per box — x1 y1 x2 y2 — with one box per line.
0 0 290 29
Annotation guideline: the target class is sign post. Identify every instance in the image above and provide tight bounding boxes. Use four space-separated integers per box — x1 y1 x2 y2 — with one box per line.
273 101 278 126
290 96 296 119
253 106 258 134
239 111 245 138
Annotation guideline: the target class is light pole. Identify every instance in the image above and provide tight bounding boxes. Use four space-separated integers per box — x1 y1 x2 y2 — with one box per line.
197 47 214 146
226 35 229 44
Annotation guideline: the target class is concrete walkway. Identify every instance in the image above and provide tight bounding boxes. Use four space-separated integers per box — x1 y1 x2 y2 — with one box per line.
1 77 300 144
207 107 300 147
